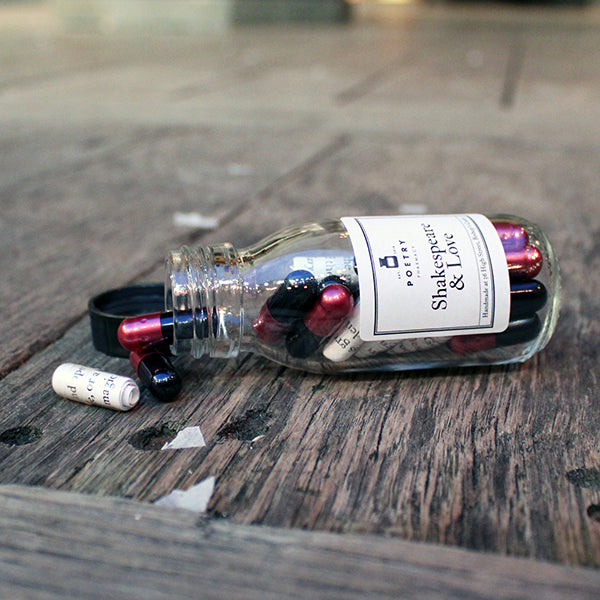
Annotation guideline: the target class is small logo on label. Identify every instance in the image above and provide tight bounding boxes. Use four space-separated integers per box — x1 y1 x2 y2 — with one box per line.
379 255 398 269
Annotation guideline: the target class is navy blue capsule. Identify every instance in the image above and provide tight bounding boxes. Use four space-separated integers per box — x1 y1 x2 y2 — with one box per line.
253 269 319 342
173 308 213 340
286 322 321 358
130 349 182 402
509 280 547 320
267 269 319 323
319 274 360 299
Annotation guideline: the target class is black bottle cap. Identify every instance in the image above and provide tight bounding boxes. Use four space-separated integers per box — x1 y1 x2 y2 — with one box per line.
88 284 165 358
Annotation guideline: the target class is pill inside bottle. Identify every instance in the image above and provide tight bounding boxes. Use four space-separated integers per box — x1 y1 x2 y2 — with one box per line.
116 214 561 374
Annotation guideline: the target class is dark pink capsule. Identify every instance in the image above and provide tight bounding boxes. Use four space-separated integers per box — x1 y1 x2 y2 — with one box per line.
448 334 496 355
252 303 291 343
448 316 541 355
118 311 173 352
304 284 354 338
493 221 529 252
505 245 543 279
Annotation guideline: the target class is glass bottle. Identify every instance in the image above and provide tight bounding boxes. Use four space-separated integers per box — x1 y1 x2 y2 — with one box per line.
148 214 560 374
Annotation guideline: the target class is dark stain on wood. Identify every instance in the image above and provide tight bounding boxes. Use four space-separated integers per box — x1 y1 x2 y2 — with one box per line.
0 426 43 446
587 505 600 524
217 407 273 441
567 468 600 491
128 423 179 451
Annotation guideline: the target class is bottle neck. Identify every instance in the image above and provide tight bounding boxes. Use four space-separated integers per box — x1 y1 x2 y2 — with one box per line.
166 243 243 358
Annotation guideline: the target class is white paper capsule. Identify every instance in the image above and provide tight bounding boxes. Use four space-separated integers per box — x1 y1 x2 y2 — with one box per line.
322 304 363 362
51 363 139 411
356 336 448 358
355 339 397 358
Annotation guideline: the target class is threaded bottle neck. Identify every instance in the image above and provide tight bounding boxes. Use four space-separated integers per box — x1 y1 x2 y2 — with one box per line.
165 243 243 358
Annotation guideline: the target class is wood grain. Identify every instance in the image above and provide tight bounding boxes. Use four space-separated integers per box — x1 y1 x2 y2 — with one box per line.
1 484 599 600
0 125 336 376
1 134 599 566
1 3 600 580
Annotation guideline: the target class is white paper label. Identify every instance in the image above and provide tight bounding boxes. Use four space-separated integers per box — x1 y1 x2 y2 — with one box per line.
341 215 510 341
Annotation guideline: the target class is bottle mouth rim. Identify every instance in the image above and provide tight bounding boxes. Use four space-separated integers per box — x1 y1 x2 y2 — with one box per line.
165 244 243 359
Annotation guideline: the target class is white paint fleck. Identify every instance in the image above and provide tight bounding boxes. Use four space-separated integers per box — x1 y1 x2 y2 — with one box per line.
399 203 428 214
155 476 216 513
227 163 254 177
173 212 219 229
466 49 484 69
161 426 206 450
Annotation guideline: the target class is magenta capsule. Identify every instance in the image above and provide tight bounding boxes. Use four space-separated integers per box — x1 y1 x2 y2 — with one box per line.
493 221 529 252
118 311 174 352
305 284 354 337
286 284 354 358
252 304 290 343
504 245 543 279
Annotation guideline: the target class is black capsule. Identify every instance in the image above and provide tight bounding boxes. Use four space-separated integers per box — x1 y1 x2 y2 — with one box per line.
286 322 321 359
267 269 319 323
130 350 182 402
496 314 542 347
285 283 354 359
509 280 548 320
253 269 319 342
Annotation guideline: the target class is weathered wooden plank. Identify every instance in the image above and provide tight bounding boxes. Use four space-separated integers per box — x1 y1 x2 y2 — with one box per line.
1 134 599 567
1 3 600 573
0 126 338 376
3 11 598 145
509 27 600 142
168 22 517 135
203 136 600 565
0 24 404 120
0 122 151 191
1 484 599 600
521 28 600 83
0 27 258 91
350 23 513 105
